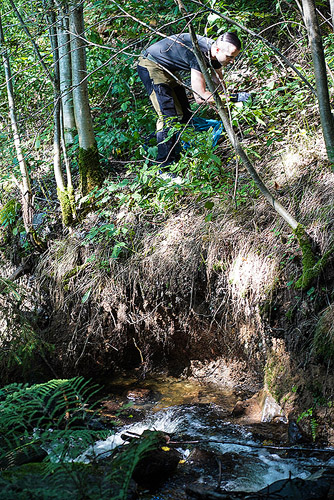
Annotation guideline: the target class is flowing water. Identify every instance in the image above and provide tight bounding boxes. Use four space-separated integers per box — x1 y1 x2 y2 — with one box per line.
88 376 334 498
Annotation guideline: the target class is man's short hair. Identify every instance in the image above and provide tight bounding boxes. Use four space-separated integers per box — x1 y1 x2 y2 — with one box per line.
216 32 241 51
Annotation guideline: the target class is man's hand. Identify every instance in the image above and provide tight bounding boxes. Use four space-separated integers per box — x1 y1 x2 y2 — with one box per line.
230 92 252 103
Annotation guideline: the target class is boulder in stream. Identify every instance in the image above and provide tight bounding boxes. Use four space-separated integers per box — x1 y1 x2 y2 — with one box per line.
132 446 181 490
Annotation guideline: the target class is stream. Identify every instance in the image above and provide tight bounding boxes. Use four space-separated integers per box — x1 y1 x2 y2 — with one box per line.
90 376 334 498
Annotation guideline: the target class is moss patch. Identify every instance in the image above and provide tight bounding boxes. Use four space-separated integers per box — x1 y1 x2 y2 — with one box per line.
293 224 333 290
264 347 294 403
79 142 103 196
57 187 76 227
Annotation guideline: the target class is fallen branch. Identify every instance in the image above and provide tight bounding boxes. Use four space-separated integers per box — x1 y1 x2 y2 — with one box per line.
174 0 329 290
169 439 334 455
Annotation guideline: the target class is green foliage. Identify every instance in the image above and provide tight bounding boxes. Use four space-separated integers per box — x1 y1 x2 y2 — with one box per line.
297 407 318 442
0 199 19 228
85 222 128 258
0 377 167 499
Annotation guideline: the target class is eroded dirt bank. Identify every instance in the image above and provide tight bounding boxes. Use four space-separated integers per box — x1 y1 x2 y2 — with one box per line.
1 134 334 443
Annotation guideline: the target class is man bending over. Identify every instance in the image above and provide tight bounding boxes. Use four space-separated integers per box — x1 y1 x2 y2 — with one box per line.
137 32 241 168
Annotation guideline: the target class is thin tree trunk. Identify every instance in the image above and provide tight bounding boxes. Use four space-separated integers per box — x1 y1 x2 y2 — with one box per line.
174 0 299 230
9 0 76 227
330 0 334 30
301 0 334 162
56 0 76 145
69 0 102 195
175 0 320 289
0 13 34 233
44 0 76 226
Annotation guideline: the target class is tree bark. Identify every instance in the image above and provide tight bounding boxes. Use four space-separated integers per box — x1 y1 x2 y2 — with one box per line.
44 0 76 226
56 0 76 145
69 0 102 195
301 0 334 163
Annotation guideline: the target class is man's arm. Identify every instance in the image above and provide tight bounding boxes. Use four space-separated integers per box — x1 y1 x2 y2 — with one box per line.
191 68 214 103
191 68 225 104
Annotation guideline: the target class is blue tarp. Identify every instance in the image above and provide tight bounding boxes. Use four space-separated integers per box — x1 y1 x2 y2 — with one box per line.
189 116 224 147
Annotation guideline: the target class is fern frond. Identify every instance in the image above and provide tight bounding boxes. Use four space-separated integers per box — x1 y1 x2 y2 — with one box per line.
109 430 166 500
0 378 162 499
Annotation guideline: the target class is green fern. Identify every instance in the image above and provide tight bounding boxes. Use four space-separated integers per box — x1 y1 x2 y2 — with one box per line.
109 430 166 500
0 378 165 499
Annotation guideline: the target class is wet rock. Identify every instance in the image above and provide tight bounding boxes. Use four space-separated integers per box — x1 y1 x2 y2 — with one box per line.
132 446 181 490
231 393 262 422
255 473 332 499
188 448 220 469
261 394 287 423
249 421 289 445
288 419 305 444
126 388 154 402
186 472 332 499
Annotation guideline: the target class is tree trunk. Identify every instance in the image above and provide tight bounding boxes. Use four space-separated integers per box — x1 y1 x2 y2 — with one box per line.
330 0 334 31
57 0 76 145
0 13 34 234
69 0 102 195
45 0 76 226
301 0 334 163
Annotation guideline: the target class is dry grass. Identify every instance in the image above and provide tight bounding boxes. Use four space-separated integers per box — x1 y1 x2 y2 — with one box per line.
313 304 334 360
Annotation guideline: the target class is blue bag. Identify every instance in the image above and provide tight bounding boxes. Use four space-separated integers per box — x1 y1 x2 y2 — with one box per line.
191 116 224 147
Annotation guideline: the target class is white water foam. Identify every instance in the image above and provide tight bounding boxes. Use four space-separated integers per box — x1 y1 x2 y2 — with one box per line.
75 407 184 463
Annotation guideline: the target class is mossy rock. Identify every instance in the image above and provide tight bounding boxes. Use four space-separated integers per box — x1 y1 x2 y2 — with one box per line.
264 351 293 403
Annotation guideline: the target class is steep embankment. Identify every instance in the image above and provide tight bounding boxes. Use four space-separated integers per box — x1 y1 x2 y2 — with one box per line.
5 128 327 442
1 119 334 442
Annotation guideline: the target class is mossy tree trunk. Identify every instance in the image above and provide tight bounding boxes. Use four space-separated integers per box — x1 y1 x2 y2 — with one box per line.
44 0 76 227
69 0 103 195
301 0 334 163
